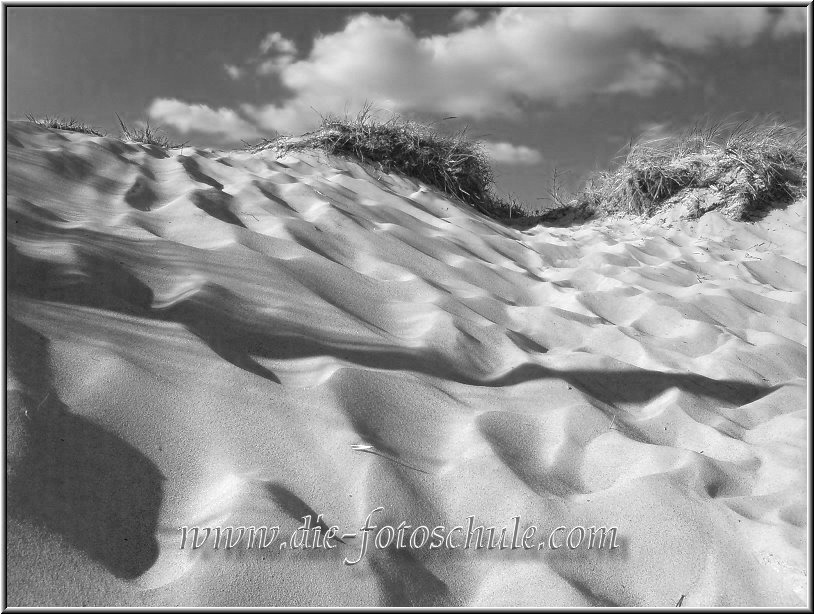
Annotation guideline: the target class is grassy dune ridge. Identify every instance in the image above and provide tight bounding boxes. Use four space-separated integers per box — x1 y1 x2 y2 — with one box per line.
23 112 807 225
247 105 533 222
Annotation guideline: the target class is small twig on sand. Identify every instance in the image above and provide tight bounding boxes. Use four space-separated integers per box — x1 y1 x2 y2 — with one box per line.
35 392 50 411
351 444 432 475
676 594 685 607
24 391 50 420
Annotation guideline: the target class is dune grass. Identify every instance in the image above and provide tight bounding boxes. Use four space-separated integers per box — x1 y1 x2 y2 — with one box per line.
116 114 187 149
249 105 537 222
25 114 106 137
574 118 807 221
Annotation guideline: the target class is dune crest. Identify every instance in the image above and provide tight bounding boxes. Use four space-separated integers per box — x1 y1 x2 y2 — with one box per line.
5 121 807 606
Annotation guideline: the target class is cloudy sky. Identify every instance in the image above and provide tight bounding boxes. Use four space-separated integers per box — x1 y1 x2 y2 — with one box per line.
6 6 808 205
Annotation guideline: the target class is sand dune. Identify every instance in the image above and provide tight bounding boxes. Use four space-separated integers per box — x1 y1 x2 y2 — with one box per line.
5 120 807 606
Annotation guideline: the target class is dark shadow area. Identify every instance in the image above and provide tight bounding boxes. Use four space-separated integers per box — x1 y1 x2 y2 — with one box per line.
7 131 23 148
124 175 159 211
160 286 281 384
559 576 619 607
505 330 549 354
42 150 93 181
483 362 772 406
7 243 154 316
178 155 224 189
140 143 170 159
7 197 70 226
6 316 52 394
737 189 804 221
7 394 165 580
368 546 455 607
190 189 246 227
280 229 347 267
262 481 345 543
333 205 379 232
7 286 163 580
155 284 464 390
7 317 56 483
253 181 299 213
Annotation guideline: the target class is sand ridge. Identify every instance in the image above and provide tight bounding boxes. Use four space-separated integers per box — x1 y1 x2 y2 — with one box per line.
5 121 807 606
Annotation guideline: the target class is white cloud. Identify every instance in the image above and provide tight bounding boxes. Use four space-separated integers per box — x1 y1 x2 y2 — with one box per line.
452 8 478 28
148 98 258 140
240 101 318 135
152 7 806 138
615 6 805 50
601 51 683 96
482 141 543 165
257 56 295 76
224 64 243 80
259 32 297 56
239 7 804 133
254 32 299 76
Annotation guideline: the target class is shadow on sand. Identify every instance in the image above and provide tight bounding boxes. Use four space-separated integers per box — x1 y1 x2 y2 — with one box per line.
9 226 775 411
6 316 164 581
7 394 165 580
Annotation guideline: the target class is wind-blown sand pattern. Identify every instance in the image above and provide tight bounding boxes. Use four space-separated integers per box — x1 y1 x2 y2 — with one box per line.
5 121 807 606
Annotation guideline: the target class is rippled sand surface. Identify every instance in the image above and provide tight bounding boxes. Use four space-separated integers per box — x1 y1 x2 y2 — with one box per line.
5 121 807 606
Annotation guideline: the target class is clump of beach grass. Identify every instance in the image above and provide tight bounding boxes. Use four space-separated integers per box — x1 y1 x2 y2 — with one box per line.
249 104 536 222
116 114 187 149
26 114 106 137
575 117 807 221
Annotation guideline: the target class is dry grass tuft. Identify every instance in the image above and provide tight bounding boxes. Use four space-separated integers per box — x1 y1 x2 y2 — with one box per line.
248 104 538 222
26 114 106 137
116 114 187 149
575 117 807 221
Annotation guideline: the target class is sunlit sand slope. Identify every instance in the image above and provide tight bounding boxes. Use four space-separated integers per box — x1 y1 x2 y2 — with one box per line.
6 121 807 606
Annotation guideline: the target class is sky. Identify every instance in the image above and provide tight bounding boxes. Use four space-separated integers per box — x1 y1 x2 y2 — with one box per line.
5 5 808 206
